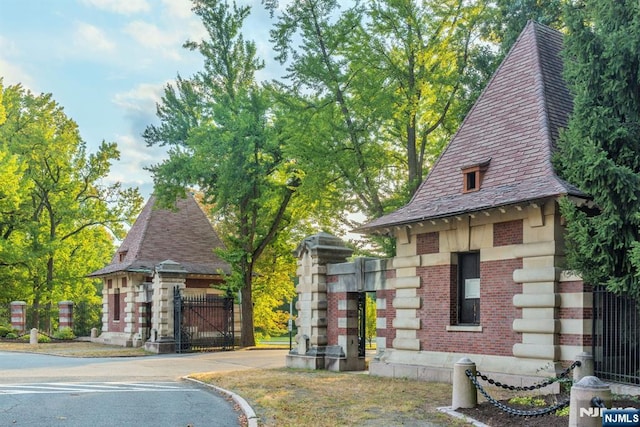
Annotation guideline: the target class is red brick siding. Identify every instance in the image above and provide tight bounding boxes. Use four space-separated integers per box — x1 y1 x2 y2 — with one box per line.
108 291 126 332
376 288 397 347
559 307 592 319
327 291 339 346
377 268 397 347
417 232 439 255
557 283 592 360
558 280 590 293
186 278 225 289
560 334 592 346
493 219 523 246
417 258 522 356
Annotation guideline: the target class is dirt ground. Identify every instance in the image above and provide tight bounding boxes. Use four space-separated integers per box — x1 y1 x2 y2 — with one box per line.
457 395 640 427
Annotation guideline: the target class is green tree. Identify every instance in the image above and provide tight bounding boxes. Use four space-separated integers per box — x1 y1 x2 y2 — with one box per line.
555 0 640 297
265 0 497 255
487 0 566 54
251 232 296 340
362 0 493 196
145 0 301 346
365 293 376 347
0 83 142 329
267 0 390 220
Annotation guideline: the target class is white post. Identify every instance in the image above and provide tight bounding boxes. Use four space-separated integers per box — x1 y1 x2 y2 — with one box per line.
452 357 477 410
569 376 611 427
29 328 38 345
573 352 595 383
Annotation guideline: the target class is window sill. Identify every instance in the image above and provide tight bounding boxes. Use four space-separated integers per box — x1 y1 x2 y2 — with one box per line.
446 325 483 332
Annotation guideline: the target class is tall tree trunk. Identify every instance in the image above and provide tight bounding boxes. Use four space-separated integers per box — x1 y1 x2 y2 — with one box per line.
240 266 255 347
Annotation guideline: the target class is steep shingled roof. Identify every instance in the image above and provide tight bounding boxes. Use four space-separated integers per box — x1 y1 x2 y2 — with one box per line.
359 22 584 233
89 194 230 277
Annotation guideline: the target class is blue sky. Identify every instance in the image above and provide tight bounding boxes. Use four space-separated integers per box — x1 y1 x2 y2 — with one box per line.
0 0 282 199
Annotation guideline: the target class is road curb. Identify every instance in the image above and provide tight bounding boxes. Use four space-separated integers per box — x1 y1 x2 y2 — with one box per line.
184 376 259 427
437 406 490 426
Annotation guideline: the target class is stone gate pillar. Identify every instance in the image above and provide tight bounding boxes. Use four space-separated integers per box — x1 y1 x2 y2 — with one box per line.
286 232 353 369
10 301 27 333
144 260 186 354
58 301 73 331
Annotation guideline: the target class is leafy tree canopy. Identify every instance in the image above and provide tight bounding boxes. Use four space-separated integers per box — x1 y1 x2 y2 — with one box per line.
0 81 142 329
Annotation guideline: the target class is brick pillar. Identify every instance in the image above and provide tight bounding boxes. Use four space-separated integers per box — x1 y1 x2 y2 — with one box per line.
325 292 365 371
10 301 27 333
134 281 152 347
58 301 73 330
286 232 353 370
144 260 186 354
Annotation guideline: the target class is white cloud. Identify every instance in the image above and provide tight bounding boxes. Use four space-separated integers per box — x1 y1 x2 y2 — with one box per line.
160 0 193 19
107 133 166 186
123 21 182 60
81 0 151 15
0 37 37 90
74 22 116 53
113 81 165 112
0 59 29 87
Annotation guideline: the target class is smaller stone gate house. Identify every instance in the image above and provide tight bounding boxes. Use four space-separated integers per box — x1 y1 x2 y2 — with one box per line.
89 194 232 352
358 22 591 383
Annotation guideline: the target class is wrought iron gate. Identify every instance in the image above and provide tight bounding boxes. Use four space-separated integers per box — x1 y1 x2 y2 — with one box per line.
593 286 640 384
174 288 235 353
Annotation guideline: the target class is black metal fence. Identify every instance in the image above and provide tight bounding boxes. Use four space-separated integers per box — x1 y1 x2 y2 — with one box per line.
174 289 234 353
593 286 640 384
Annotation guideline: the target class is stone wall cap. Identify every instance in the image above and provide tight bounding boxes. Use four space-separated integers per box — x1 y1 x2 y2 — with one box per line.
573 376 609 389
155 259 187 274
294 232 354 258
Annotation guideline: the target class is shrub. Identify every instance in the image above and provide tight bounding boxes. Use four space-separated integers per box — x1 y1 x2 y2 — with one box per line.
0 325 12 337
18 332 52 343
5 332 17 339
53 327 76 340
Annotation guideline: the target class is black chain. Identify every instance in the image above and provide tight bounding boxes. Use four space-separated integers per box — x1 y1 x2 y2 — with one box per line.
591 396 606 409
466 369 571 417
474 360 581 391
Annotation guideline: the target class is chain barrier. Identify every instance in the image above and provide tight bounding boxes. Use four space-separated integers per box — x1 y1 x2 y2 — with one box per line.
466 369 571 417
591 396 606 409
475 360 581 392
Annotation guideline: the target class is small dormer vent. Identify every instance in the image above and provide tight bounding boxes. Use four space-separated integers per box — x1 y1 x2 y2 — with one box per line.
461 159 491 193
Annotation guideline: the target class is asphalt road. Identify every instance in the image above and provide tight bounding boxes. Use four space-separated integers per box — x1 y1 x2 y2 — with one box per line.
0 349 288 426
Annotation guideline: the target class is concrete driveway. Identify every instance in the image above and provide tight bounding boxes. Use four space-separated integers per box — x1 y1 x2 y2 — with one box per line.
0 349 289 382
0 349 289 426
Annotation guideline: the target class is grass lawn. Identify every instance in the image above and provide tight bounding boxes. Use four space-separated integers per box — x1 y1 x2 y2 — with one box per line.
0 340 151 357
191 369 467 427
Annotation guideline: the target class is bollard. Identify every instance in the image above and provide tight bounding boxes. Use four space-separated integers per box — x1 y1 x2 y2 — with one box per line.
568 376 611 427
91 327 98 339
452 357 477 410
29 328 38 345
573 352 594 382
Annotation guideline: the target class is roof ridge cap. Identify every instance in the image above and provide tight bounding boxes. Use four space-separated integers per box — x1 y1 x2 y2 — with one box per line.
530 23 577 191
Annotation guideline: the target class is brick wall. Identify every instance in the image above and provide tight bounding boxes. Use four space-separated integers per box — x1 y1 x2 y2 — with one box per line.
493 219 523 246
417 232 439 255
327 290 339 346
558 280 591 351
108 291 126 333
416 258 522 356
376 268 396 348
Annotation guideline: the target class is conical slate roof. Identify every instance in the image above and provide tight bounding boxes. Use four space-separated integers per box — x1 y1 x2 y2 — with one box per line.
359 22 584 233
89 194 230 277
